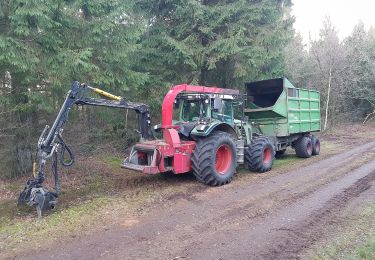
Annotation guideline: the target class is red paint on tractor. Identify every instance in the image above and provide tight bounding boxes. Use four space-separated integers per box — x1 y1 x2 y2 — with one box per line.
263 147 272 165
215 144 232 174
163 128 181 148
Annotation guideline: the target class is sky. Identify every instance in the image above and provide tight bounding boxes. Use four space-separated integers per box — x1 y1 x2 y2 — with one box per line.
292 0 375 43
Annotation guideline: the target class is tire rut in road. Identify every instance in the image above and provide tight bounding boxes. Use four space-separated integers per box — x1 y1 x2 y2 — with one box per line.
261 170 375 260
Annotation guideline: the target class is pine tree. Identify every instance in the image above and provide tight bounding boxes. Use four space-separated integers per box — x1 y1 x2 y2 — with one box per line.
135 0 294 88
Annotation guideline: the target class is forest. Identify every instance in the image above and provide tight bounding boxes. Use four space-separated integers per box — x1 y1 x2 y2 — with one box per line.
0 0 374 178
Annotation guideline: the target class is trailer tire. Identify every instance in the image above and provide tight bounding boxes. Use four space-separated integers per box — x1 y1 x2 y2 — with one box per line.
295 136 312 158
311 136 320 155
245 137 274 173
191 131 237 186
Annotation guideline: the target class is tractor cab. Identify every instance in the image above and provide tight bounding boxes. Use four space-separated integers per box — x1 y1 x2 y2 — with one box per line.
171 93 239 139
173 93 236 126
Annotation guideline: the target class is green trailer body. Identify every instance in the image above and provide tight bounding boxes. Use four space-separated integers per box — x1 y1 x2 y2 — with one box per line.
244 78 320 137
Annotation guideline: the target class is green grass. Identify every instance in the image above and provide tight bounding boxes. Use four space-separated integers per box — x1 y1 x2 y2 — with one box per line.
0 196 126 256
272 154 299 167
347 239 375 260
308 202 375 260
101 154 123 168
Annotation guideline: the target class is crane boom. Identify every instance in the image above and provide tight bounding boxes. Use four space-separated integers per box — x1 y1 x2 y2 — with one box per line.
18 81 152 217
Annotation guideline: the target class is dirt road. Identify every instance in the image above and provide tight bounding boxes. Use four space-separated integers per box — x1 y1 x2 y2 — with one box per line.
21 141 375 260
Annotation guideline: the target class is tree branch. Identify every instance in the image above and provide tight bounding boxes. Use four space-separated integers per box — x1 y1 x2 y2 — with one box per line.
363 109 375 124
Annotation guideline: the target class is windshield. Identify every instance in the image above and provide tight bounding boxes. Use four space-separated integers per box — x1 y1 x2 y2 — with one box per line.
181 100 208 121
211 99 233 124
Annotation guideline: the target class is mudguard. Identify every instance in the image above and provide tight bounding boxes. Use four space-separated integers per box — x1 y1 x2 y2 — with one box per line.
191 122 237 138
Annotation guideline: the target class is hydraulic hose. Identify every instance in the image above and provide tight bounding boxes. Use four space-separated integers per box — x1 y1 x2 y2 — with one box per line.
57 134 74 167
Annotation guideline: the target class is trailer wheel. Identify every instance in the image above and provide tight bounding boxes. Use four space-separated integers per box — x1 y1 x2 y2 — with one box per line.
311 136 320 155
245 137 274 172
295 136 312 158
191 131 237 186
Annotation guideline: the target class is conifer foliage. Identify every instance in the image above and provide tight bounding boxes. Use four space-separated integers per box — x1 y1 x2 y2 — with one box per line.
135 0 293 87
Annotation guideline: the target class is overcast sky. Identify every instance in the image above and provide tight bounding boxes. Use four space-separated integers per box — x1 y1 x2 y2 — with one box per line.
292 0 375 43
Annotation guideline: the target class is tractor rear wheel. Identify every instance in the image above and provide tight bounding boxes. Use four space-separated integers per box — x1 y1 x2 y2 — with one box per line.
295 136 312 158
245 137 274 172
191 131 237 186
311 136 320 155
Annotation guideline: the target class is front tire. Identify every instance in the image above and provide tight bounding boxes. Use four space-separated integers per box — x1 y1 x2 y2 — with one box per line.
245 137 274 172
191 132 237 186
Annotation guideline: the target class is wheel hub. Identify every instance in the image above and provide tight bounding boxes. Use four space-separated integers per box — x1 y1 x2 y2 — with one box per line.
263 147 272 165
215 144 232 174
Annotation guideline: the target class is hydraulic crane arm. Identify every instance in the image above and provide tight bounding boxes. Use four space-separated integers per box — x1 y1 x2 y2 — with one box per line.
18 81 152 217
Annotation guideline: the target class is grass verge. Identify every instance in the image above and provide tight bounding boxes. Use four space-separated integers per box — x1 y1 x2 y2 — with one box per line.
306 200 375 260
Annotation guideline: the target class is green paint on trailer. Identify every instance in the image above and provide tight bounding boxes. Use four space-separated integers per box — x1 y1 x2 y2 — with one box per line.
244 78 320 137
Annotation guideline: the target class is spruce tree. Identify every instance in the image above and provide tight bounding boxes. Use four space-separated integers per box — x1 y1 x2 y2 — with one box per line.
135 0 294 87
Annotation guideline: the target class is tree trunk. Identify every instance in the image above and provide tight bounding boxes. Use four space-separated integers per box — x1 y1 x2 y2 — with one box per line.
324 67 332 130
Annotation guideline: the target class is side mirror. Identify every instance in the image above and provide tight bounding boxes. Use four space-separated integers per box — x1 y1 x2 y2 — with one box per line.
213 97 223 111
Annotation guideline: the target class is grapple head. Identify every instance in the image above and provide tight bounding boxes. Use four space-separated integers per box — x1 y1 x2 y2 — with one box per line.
18 179 57 218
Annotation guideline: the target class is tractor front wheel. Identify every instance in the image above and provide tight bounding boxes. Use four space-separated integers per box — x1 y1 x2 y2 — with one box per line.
191 132 237 186
245 137 274 173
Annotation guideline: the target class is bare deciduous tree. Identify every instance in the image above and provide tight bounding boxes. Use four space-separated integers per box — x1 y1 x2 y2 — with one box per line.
309 17 344 130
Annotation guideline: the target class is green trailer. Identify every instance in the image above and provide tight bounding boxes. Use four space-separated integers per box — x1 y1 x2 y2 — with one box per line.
243 77 321 159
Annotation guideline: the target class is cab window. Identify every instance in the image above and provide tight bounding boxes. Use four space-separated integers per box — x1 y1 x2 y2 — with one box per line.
212 99 233 124
181 100 207 121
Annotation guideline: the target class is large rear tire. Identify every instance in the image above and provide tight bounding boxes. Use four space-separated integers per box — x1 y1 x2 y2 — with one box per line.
295 136 312 158
245 137 274 173
191 132 237 186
